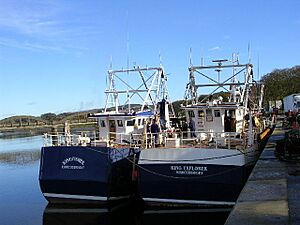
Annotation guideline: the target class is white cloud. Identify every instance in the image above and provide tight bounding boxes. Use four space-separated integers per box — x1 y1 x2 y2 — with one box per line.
0 1 91 54
208 46 220 51
0 1 65 36
0 37 62 52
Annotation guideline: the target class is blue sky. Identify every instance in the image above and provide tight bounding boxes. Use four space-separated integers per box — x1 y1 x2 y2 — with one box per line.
0 0 299 119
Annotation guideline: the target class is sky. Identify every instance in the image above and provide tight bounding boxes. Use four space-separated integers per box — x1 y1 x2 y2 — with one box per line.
0 0 300 119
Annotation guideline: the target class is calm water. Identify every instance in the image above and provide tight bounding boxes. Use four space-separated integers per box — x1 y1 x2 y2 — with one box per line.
0 136 230 225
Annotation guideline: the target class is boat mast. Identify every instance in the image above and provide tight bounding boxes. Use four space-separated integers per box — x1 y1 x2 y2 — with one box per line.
186 59 252 105
240 64 254 108
104 70 119 113
230 53 239 102
104 66 171 115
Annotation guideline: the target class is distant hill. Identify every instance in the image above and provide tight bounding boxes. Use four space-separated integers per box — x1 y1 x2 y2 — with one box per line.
0 104 144 127
0 109 101 127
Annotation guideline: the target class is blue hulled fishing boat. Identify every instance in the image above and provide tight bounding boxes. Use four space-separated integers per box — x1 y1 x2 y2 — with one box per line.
39 66 172 204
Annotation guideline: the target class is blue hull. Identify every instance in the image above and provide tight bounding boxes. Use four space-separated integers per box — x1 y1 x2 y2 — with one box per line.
39 146 136 204
138 163 252 207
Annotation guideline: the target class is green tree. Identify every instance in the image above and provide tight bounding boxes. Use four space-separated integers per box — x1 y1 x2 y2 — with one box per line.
261 66 300 108
41 113 57 124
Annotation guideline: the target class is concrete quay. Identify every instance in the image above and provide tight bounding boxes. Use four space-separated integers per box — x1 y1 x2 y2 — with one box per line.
225 125 300 225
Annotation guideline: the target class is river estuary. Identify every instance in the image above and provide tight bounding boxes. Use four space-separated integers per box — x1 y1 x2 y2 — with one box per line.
0 135 230 225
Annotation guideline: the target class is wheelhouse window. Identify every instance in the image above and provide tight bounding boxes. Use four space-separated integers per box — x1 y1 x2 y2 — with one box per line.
109 120 116 128
138 119 141 126
206 109 213 122
197 110 205 127
126 119 135 126
226 110 236 118
214 110 221 117
100 120 106 127
117 120 123 127
188 110 195 118
198 110 205 118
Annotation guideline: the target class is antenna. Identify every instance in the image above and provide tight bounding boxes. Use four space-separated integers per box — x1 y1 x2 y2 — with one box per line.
159 50 162 66
126 10 130 112
126 11 130 70
109 55 113 70
107 55 113 87
231 53 236 80
247 42 251 63
212 59 228 83
189 47 193 66
257 53 260 81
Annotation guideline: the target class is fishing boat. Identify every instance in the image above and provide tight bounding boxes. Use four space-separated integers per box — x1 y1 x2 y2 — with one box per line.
136 58 272 207
39 65 173 204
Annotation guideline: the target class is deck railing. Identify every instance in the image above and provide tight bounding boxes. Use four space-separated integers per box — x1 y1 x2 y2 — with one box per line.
43 131 97 147
43 130 247 151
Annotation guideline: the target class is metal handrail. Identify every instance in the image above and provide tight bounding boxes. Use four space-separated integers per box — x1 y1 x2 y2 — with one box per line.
43 129 248 151
43 130 98 147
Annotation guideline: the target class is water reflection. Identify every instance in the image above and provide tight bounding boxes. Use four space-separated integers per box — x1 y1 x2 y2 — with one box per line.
0 135 43 153
0 150 40 165
0 135 42 165
43 201 230 225
43 200 144 225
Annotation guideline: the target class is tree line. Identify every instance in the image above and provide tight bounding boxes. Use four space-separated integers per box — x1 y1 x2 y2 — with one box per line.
261 66 300 109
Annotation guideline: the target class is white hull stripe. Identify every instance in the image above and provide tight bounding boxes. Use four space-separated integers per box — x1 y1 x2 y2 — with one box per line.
43 193 130 201
143 197 235 206
109 195 131 200
138 161 245 166
144 208 232 214
45 208 109 214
